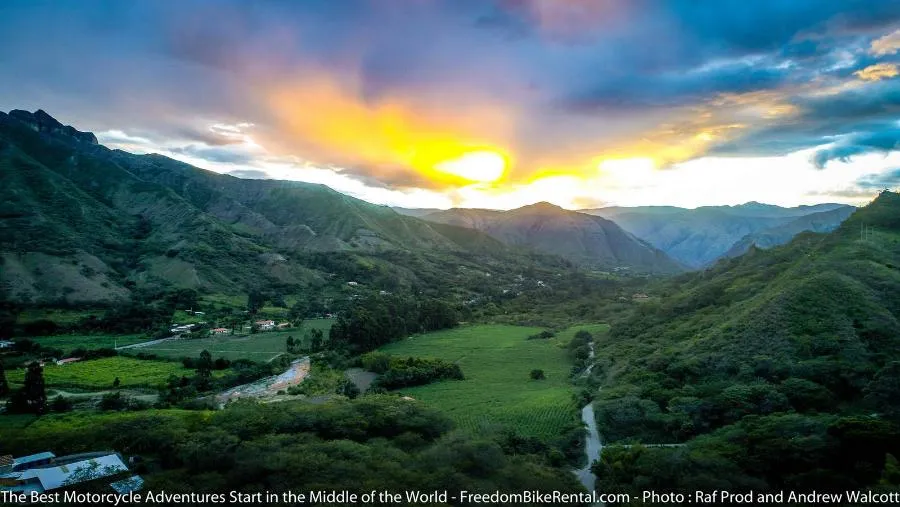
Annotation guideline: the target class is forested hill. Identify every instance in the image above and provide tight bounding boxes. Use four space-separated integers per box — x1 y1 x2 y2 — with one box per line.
0 109 574 306
593 190 900 493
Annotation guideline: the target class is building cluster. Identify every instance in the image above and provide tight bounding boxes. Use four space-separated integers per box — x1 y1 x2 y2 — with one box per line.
0 451 143 495
169 323 201 335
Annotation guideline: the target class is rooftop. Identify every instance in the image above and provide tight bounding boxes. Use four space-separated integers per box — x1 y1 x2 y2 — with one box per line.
32 454 127 491
13 452 55 468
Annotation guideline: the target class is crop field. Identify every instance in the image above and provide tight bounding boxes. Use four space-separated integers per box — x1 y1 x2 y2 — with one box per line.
378 324 595 440
30 334 150 354
132 319 334 362
5 357 196 390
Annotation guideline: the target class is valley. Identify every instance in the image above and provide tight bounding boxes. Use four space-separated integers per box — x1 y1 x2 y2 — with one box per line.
2 108 899 502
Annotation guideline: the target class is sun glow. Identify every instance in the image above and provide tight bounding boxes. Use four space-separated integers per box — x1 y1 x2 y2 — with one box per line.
434 150 507 182
598 157 656 186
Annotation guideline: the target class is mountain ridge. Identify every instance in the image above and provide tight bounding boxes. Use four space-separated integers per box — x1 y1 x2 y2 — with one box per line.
423 204 683 273
0 109 565 305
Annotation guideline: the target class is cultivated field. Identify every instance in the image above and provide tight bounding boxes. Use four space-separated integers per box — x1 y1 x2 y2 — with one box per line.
30 334 150 354
5 357 196 390
132 319 333 362
378 324 597 440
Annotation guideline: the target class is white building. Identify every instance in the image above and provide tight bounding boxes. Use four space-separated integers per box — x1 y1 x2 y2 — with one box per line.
1 454 128 493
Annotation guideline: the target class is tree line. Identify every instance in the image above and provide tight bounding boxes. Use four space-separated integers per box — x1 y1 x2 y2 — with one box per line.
329 295 459 353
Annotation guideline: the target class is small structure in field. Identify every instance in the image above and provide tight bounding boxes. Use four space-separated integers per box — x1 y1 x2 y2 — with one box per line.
255 320 276 331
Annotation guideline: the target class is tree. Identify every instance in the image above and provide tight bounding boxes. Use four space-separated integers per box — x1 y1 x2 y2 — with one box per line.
289 300 309 326
309 329 324 352
247 290 266 315
50 394 73 413
286 336 296 353
0 360 9 397
23 361 47 414
530 369 546 380
112 377 121 389
337 379 361 399
196 350 213 391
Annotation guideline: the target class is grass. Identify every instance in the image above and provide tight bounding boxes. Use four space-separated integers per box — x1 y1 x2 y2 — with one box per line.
378 323 593 440
132 319 333 362
29 334 149 354
16 308 103 325
6 357 196 390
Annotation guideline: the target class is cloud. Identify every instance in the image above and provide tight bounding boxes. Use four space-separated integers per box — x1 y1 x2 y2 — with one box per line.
812 129 900 168
855 167 900 189
169 144 256 164
855 63 900 81
870 28 900 56
227 169 271 180
2 0 900 207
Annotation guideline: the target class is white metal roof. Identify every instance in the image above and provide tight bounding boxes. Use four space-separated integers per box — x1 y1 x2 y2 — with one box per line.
12 452 55 467
34 454 127 491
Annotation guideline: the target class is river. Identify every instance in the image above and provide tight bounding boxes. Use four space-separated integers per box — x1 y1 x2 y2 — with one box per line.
574 341 603 494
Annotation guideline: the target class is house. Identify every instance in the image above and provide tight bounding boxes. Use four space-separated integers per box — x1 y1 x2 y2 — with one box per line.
379 290 392 296
347 281 359 286
276 322 290 329
55 358 82 366
632 293 650 301
169 324 196 334
210 328 229 335
0 340 14 349
11 453 55 473
3 454 128 493
255 320 275 331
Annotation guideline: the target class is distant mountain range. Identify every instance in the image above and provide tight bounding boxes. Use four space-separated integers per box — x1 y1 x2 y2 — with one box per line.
580 202 855 268
398 200 856 270
422 203 682 273
721 206 857 259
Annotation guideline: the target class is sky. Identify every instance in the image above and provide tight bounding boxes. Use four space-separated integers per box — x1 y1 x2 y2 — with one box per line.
1 0 899 210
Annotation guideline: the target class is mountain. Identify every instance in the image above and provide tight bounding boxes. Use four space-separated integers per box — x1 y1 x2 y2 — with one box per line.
423 202 682 273
722 206 857 259
0 109 564 305
391 207 446 218
593 191 900 492
581 202 855 268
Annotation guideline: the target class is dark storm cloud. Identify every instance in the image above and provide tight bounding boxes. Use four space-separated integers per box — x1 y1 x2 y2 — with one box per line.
813 130 900 168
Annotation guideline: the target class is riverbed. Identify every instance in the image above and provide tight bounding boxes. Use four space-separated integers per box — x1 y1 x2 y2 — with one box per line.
574 341 602 493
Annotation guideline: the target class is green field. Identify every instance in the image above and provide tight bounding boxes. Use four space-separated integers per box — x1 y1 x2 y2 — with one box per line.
6 357 196 390
29 334 150 354
378 323 605 440
132 319 334 362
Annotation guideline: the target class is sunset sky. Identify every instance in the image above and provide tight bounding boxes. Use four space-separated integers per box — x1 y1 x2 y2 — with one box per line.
1 0 899 209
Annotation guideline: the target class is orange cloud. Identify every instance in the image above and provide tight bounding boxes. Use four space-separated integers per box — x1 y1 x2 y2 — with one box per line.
854 63 899 81
262 71 517 189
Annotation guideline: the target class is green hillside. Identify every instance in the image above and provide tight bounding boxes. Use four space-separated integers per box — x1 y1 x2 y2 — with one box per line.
591 191 900 494
0 110 574 313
